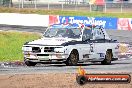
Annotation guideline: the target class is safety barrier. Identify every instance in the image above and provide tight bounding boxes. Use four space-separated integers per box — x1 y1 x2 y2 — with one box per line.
0 13 132 30
0 13 49 26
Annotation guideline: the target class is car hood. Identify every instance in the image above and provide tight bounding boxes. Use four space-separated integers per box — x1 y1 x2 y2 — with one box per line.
26 37 79 46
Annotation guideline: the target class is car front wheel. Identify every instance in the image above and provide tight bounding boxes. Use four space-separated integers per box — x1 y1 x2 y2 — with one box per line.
65 50 79 66
24 61 37 66
101 50 112 65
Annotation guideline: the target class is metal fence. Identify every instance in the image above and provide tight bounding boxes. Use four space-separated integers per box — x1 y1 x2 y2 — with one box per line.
0 0 132 13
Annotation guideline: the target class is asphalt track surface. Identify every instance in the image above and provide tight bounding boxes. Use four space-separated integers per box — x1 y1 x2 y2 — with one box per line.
0 59 132 74
0 25 132 74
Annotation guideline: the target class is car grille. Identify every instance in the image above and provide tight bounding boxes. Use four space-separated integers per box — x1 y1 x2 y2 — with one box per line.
37 54 49 56
44 47 54 52
32 47 41 53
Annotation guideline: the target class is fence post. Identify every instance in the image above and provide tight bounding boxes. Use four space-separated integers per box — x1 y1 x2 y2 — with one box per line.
48 2 49 10
62 3 63 11
75 2 77 11
18 0 21 9
104 2 106 13
121 1 123 13
34 0 37 9
22 0 24 8
90 4 91 12
9 0 13 7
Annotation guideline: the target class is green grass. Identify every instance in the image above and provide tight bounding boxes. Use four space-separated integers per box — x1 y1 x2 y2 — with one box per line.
0 7 132 18
0 31 41 61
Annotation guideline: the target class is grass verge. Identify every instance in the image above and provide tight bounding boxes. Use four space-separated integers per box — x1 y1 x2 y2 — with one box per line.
0 31 41 61
0 7 132 18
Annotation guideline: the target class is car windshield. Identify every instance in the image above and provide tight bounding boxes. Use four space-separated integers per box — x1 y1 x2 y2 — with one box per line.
43 28 82 39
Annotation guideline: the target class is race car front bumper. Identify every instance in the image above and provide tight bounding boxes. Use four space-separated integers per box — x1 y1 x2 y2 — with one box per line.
23 52 68 63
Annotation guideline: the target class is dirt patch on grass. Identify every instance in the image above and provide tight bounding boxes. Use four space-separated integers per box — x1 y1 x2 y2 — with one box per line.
0 73 132 88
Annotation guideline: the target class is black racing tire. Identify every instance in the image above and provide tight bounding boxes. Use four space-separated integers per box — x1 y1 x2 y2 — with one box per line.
101 50 112 65
65 50 79 66
25 61 37 66
76 75 87 85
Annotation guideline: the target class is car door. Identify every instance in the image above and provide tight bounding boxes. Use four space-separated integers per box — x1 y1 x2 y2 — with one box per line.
81 27 92 60
91 27 107 60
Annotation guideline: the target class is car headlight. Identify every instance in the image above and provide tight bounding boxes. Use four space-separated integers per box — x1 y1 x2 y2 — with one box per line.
22 47 32 51
54 47 64 53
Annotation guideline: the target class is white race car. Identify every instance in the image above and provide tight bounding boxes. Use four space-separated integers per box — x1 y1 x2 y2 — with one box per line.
22 23 119 66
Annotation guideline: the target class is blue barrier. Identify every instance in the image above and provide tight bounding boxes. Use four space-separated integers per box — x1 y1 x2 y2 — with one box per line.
59 16 118 30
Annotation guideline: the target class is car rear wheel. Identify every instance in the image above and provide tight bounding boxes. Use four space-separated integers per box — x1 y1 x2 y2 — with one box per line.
65 50 79 66
25 61 37 66
101 50 112 65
